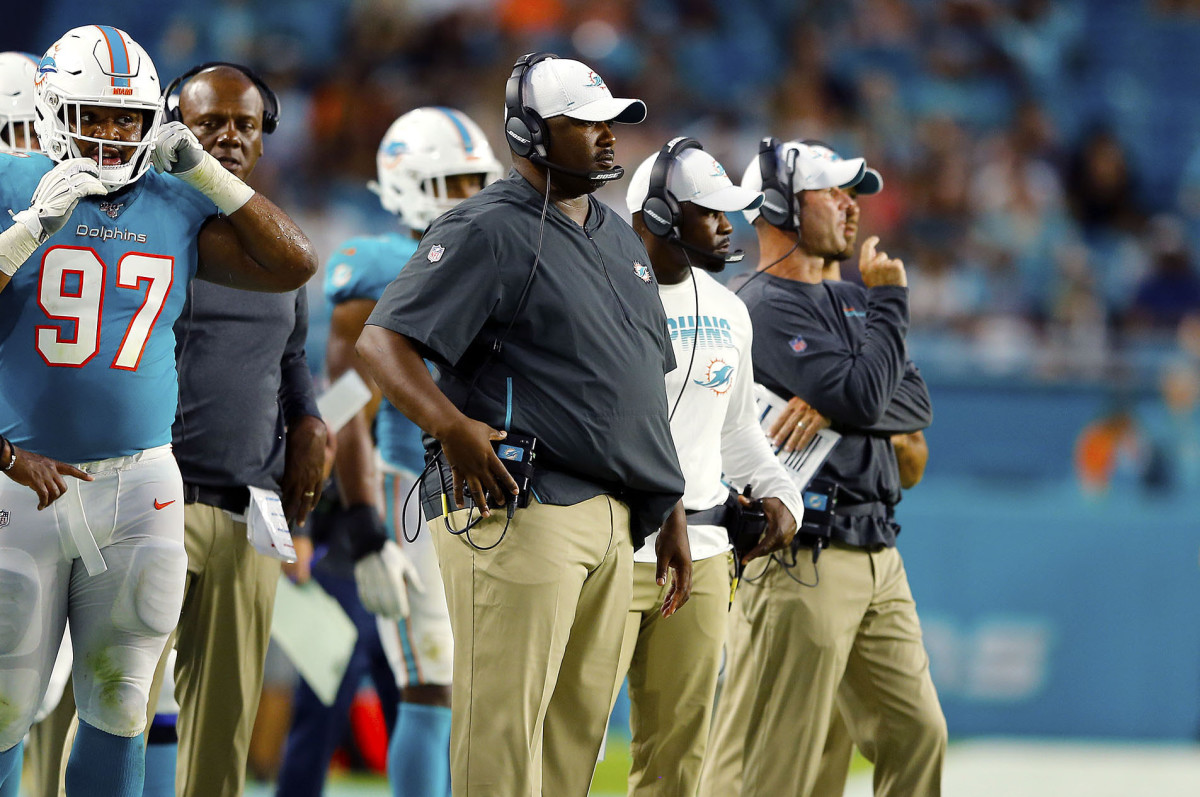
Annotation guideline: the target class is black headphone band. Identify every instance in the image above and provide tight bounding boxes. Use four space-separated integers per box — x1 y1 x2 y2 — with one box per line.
163 61 281 134
642 136 702 239
503 52 557 159
758 136 798 231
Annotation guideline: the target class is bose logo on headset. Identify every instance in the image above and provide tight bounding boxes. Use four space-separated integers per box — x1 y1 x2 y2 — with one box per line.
162 61 281 134
643 207 671 228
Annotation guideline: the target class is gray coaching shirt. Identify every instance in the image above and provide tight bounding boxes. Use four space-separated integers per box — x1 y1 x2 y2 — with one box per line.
740 275 932 548
367 171 685 548
173 282 320 493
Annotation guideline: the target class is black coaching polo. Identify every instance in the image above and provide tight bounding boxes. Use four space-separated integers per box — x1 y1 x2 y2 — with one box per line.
740 274 932 548
367 171 685 547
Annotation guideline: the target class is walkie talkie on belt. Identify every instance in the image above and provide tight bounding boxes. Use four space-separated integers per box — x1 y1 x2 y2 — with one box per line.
491 432 537 510
726 484 767 610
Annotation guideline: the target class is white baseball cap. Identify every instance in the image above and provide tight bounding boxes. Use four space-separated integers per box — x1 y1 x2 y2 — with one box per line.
804 141 883 195
740 141 865 223
626 145 764 215
525 58 647 124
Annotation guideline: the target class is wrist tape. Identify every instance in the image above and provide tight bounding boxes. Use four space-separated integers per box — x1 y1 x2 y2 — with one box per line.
175 152 255 215
0 210 44 277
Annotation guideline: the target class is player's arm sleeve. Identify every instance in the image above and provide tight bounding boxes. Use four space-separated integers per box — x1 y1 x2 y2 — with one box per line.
365 213 501 367
841 360 933 436
751 286 908 428
279 288 321 423
719 321 805 525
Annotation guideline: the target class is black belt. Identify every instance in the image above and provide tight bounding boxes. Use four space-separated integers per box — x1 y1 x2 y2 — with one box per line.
182 483 249 514
834 501 890 518
685 503 728 527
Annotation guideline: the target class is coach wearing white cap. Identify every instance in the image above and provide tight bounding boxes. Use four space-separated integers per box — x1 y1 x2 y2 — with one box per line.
612 138 804 797
357 53 690 797
699 140 946 797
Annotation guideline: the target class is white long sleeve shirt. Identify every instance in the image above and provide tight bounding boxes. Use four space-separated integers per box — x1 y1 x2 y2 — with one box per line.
635 268 805 563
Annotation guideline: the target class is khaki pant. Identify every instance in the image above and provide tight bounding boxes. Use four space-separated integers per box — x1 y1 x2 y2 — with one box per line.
812 710 855 796
433 495 633 797
701 543 946 797
145 502 282 797
613 554 731 797
697 590 753 796
702 621 857 797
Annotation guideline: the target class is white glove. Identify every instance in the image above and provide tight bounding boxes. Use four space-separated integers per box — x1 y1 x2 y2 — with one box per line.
150 121 206 175
14 158 106 242
354 539 424 620
150 120 254 214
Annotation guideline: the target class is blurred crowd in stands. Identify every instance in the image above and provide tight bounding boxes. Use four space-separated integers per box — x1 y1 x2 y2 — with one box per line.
18 0 1200 384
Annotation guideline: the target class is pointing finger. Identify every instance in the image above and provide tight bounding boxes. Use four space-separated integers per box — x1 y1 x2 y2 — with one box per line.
861 235 879 263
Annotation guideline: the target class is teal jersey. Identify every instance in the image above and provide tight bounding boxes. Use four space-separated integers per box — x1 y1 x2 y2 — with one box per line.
0 152 217 462
324 232 425 471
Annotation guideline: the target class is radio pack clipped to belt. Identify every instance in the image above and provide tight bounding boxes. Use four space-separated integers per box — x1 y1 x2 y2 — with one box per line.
725 485 767 564
793 477 839 561
492 432 537 510
684 485 767 563
422 432 538 522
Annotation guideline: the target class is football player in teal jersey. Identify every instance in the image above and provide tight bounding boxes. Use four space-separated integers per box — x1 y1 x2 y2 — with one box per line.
0 25 316 797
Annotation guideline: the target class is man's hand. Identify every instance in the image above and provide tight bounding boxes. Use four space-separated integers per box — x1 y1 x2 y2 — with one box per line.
3 445 93 510
281 415 328 527
150 121 207 174
892 430 928 489
439 417 519 516
281 535 314 584
13 158 106 242
739 497 797 564
354 539 424 620
768 396 831 452
656 502 692 617
858 235 906 288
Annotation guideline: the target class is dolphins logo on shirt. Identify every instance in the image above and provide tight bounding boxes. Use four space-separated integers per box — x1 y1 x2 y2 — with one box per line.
694 358 734 395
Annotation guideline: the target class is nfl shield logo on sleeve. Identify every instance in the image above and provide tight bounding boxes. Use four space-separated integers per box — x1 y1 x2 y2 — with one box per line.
428 244 445 262
0 509 8 528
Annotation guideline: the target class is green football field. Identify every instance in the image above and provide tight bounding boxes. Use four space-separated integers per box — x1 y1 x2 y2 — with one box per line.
244 738 1200 795
244 730 872 795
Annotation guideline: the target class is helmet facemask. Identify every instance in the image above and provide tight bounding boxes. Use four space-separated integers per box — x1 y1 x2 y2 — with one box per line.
33 26 164 191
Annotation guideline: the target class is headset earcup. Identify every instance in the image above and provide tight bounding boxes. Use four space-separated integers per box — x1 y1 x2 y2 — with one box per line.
505 116 534 159
664 192 681 237
760 187 792 230
642 195 674 238
526 109 546 159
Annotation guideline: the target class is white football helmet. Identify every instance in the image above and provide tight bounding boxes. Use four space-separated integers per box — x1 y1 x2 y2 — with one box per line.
0 52 39 153
33 26 164 191
371 107 504 231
